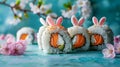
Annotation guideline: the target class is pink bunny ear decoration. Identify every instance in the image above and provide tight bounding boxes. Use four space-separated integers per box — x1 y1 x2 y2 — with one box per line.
78 17 85 26
71 15 85 26
56 16 63 26
99 17 106 26
92 16 99 25
39 18 48 26
46 16 55 26
71 15 79 26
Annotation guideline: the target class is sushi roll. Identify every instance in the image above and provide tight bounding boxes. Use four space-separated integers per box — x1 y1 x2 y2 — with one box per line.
17 27 36 45
88 17 113 50
40 16 72 54
37 18 48 50
67 15 90 51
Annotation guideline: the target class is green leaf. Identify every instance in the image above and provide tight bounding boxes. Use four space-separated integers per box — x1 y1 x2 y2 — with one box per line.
63 3 68 8
38 0 43 7
24 12 29 18
15 0 20 5
46 9 52 14
58 45 65 51
63 1 72 9
19 17 22 20
14 14 22 20
14 14 18 19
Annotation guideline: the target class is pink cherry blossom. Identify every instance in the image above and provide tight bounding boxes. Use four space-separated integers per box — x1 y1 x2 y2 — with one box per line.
12 40 27 55
0 34 15 47
113 35 120 54
0 34 15 43
102 44 115 58
0 40 27 55
0 34 27 55
0 42 15 55
0 34 5 40
114 42 120 54
5 34 16 43
114 35 120 44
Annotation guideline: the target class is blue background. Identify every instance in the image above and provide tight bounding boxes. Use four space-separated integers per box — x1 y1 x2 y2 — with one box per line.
0 0 120 36
0 0 120 67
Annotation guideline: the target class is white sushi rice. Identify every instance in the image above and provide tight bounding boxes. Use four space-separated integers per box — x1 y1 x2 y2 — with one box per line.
37 26 48 50
68 26 90 51
57 34 64 46
17 27 35 45
88 25 113 50
41 26 72 54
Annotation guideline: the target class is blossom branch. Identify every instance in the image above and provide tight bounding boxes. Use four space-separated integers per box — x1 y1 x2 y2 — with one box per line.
0 1 10 7
0 1 30 15
0 0 78 25
0 1 57 18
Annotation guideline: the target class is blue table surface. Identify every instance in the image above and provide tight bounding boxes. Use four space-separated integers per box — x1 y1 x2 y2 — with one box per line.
0 45 120 67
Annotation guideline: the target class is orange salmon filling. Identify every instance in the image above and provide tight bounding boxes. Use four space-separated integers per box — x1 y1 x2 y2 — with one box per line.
20 34 28 40
50 33 59 48
73 34 85 49
93 34 104 46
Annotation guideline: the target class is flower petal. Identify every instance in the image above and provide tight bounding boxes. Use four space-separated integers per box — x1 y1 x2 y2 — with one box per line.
106 44 114 50
102 48 115 58
114 35 120 44
102 49 111 57
109 52 116 58
0 34 5 40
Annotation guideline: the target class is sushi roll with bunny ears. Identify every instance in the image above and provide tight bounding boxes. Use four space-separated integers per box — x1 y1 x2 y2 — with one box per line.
67 15 90 51
37 17 48 50
88 17 113 50
40 16 72 54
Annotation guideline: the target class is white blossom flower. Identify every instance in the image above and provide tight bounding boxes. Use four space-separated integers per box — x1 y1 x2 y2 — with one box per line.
40 4 57 17
76 0 91 19
21 0 29 4
48 13 57 18
10 3 19 14
39 4 52 14
13 8 17 14
10 3 18 14
61 5 78 18
10 2 15 7
7 18 21 25
20 0 29 9
10 7 22 25
10 0 29 9
76 0 90 7
29 3 40 14
61 10 73 18
6 13 22 25
18 13 22 17
81 7 91 19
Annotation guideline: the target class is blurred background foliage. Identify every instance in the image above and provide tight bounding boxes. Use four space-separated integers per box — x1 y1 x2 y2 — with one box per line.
0 0 120 36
